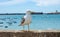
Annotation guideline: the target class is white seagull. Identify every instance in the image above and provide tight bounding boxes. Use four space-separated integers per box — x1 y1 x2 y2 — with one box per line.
19 10 32 31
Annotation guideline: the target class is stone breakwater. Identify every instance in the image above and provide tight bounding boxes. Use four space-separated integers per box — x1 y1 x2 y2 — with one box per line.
0 30 60 37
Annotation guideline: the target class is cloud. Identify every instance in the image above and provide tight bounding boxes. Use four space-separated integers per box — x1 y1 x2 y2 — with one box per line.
0 0 26 6
32 0 60 6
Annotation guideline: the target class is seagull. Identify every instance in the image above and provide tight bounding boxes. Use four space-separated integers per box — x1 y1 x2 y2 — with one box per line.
19 10 32 31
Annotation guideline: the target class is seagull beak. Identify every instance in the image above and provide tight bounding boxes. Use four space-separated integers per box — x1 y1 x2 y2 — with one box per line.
31 12 34 14
30 11 33 14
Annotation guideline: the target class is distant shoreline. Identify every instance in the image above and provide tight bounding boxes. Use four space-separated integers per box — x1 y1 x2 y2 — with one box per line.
0 13 43 15
0 13 60 15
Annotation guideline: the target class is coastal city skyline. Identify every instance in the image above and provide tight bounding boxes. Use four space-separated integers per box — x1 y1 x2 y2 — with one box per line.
0 0 60 13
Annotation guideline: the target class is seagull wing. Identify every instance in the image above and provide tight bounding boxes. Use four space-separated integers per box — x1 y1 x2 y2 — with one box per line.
20 17 25 26
18 15 26 26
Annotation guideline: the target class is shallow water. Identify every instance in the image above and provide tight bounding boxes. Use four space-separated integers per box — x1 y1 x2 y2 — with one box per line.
0 14 60 30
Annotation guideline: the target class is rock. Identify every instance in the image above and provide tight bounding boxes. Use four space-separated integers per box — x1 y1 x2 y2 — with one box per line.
0 30 60 37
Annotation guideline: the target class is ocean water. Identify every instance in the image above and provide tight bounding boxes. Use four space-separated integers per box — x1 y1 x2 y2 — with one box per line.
0 14 60 30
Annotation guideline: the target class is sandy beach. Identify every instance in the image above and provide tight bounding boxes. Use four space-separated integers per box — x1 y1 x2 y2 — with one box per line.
0 29 60 32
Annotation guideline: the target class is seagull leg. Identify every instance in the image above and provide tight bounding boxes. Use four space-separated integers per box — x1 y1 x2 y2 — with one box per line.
23 25 24 31
28 24 29 31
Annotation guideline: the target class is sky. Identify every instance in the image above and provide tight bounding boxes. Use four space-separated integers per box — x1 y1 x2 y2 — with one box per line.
0 0 60 13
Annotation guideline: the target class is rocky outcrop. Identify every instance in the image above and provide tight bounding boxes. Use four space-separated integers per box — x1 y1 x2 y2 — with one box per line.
0 30 60 37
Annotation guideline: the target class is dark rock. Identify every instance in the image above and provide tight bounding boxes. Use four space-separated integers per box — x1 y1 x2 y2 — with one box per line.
5 26 8 28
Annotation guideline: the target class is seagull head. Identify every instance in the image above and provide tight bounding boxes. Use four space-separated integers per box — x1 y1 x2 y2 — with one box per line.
26 10 32 15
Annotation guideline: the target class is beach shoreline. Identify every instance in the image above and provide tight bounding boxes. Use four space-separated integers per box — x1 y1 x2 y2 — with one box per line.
0 30 60 32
